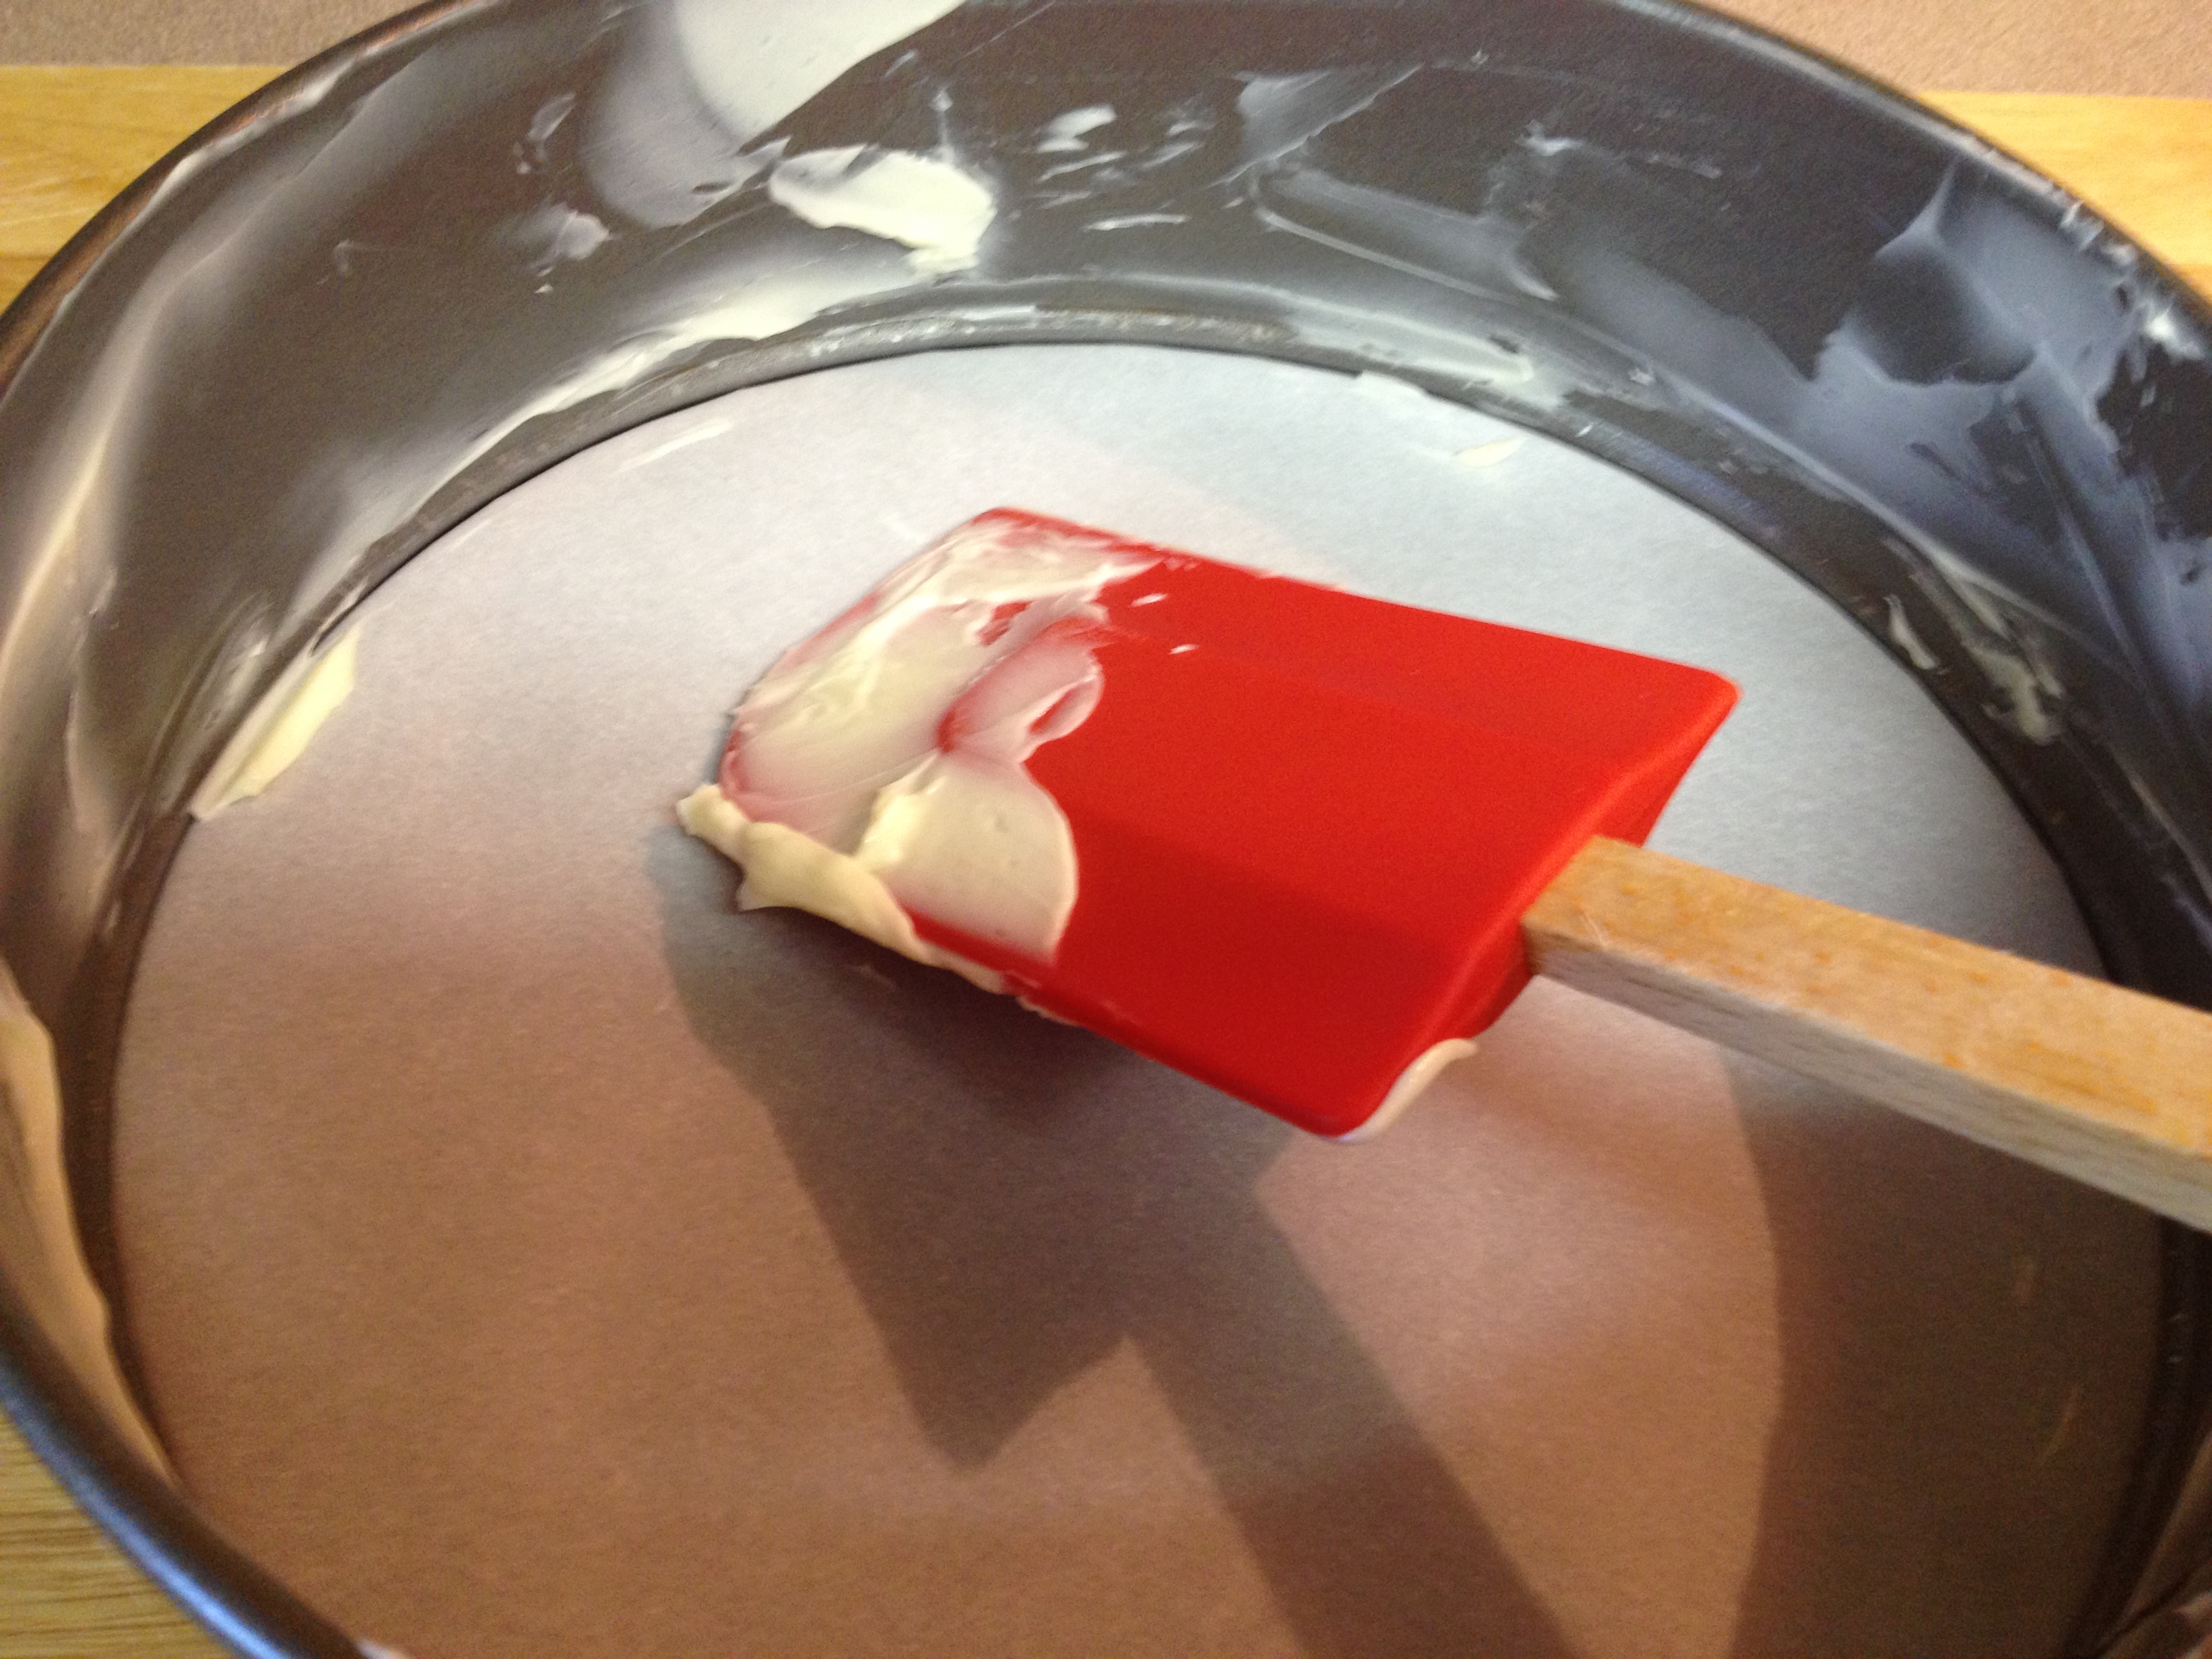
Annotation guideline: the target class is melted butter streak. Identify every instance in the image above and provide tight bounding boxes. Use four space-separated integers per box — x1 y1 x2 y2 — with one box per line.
691 514 1153 964
0 956 170 1471
190 626 360 819
769 146 995 273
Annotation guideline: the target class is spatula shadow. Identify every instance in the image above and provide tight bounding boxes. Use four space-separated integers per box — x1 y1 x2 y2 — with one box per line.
649 825 1570 1658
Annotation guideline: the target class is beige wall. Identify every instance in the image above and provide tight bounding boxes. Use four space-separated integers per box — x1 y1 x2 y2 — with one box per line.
1 0 2209 95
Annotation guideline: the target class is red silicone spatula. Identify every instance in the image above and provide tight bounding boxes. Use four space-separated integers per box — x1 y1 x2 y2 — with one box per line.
682 509 2212 1228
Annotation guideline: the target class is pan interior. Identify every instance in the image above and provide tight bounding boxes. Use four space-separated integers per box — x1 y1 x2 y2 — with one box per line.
105 340 2160 1659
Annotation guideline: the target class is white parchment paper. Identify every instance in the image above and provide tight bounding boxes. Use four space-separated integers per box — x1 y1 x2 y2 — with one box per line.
115 344 2154 1659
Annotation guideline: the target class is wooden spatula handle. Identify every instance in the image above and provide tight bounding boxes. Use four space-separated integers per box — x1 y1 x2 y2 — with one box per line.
1523 836 2212 1231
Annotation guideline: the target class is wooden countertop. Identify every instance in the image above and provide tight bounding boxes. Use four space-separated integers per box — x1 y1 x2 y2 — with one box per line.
1 64 2208 1659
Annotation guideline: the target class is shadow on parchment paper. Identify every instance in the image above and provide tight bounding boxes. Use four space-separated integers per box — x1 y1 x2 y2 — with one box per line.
647 825 1572 1659
1719 1052 2162 1659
